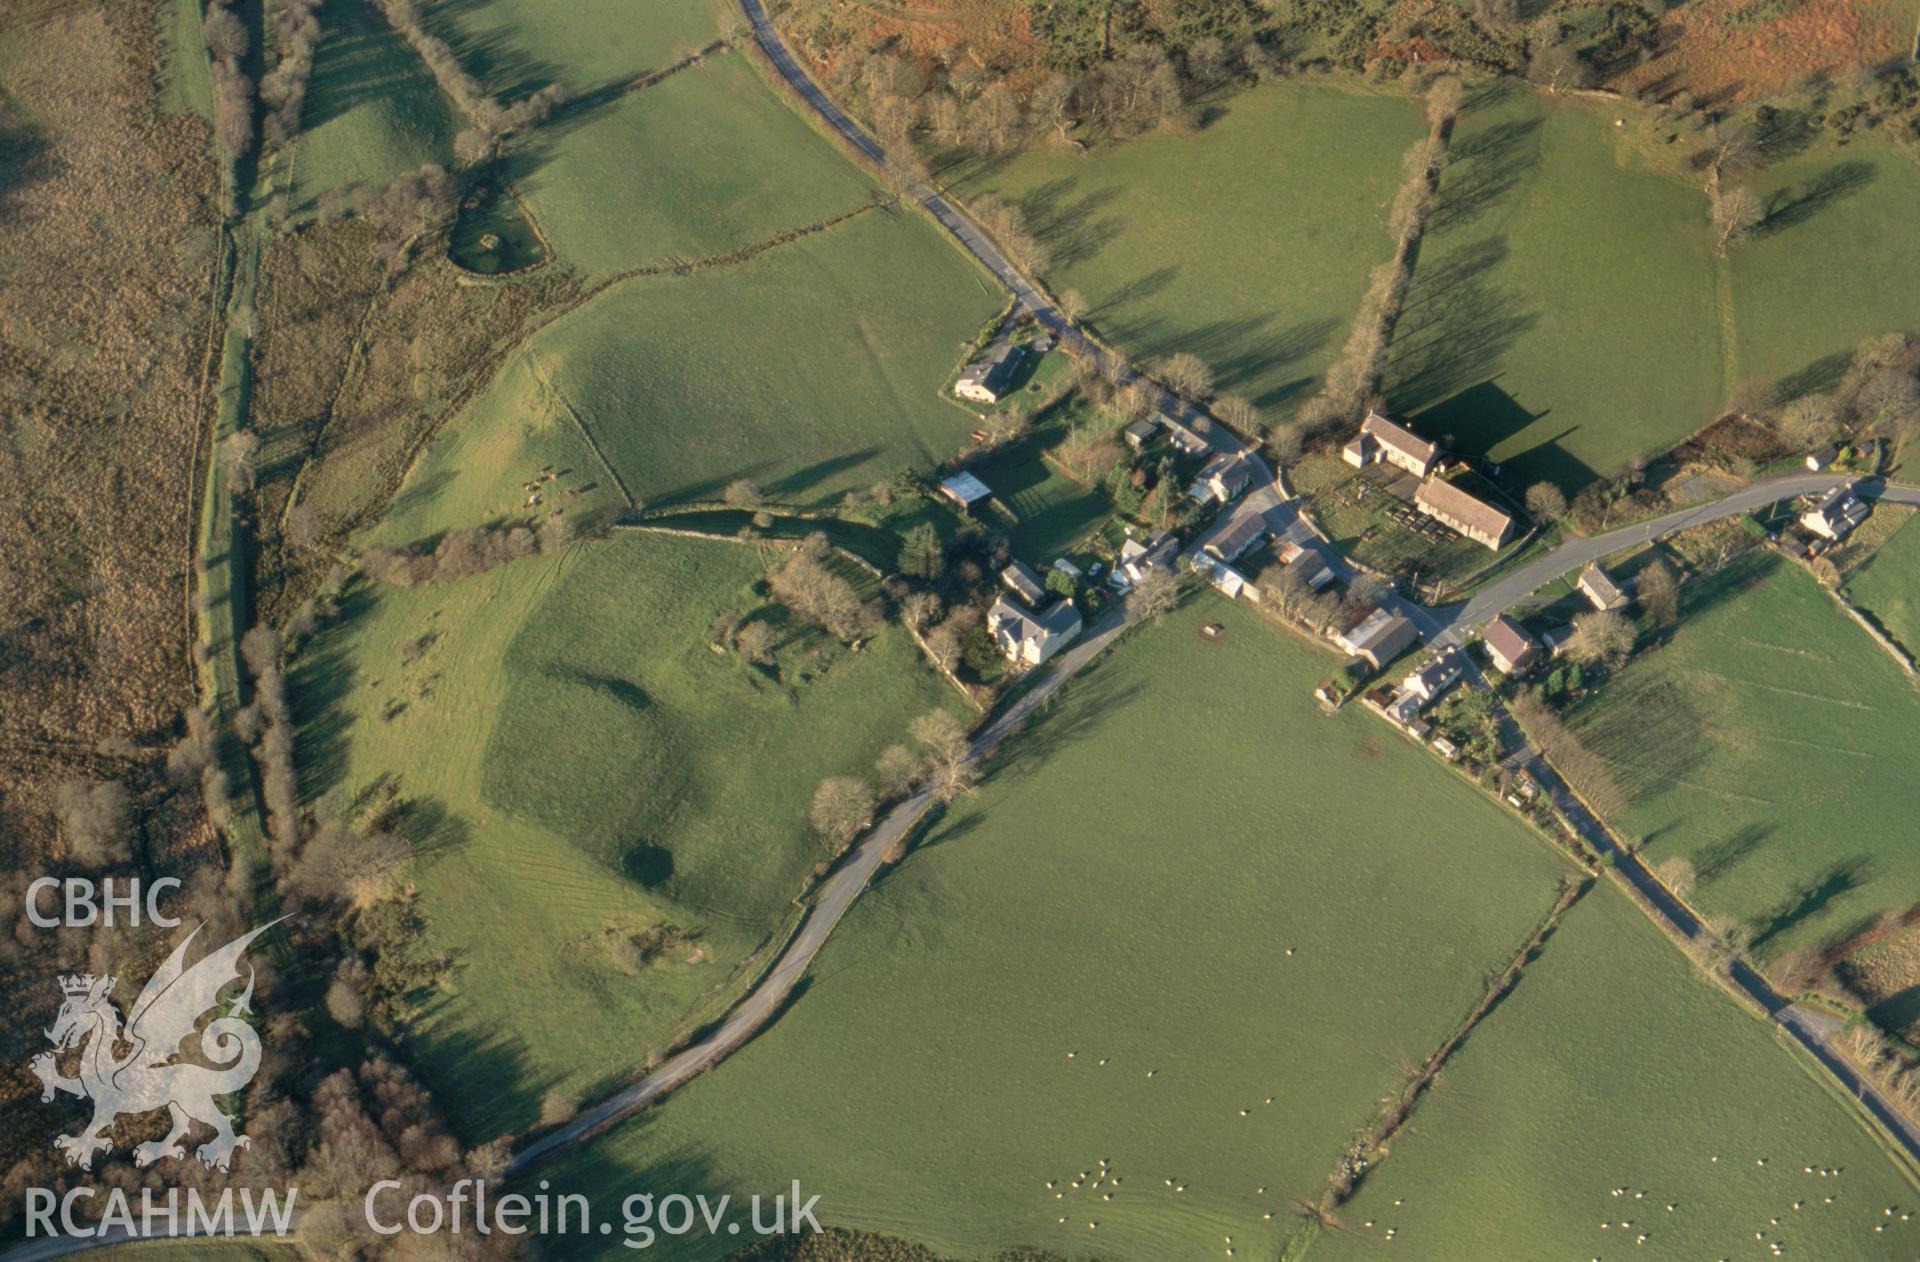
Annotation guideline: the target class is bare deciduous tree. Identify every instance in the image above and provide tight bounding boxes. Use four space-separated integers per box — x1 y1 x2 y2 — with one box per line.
874 744 921 797
1636 559 1679 629
1654 855 1696 899
289 818 412 908
1264 561 1315 620
325 959 368 1029
902 590 943 631
1213 394 1262 435
1509 690 1627 819
1775 394 1838 450
1424 74 1463 128
1711 185 1764 254
220 429 260 494
1568 609 1636 667
538 1091 576 1126
809 776 876 854
1154 352 1213 401
1524 481 1567 524
55 779 133 868
166 707 218 786
733 619 775 665
1265 422 1305 466
1526 38 1594 93
770 534 881 644
912 709 976 803
1125 568 1180 623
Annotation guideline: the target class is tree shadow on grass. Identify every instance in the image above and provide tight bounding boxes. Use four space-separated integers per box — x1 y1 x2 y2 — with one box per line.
401 1011 569 1146
976 667 1146 786
1218 316 1342 407
300 0 456 141
1749 856 1876 955
1011 176 1128 270
430 0 568 105
1773 350 1854 403
622 841 675 889
0 102 49 227
649 448 883 511
1756 160 1876 238
382 464 459 528
1383 236 1539 418
897 803 984 863
1693 822 1772 887
395 793 472 861
1086 264 1179 321
1676 550 1782 622
546 664 653 713
288 591 372 803
510 1122 739 1256
1100 306 1337 405
1428 115 1544 237
769 449 885 505
1409 379 1597 491
1867 984 1920 1040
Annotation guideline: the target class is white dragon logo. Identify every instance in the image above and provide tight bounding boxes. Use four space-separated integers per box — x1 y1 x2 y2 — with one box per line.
30 920 279 1172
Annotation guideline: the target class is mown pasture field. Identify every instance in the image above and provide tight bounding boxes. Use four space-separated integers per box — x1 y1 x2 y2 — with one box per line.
1570 553 1920 961
1312 886 1920 1262
296 532 961 1140
366 347 633 547
155 0 213 119
533 597 1575 1261
952 79 1425 411
287 0 458 209
965 421 1115 566
1387 86 1920 495
499 207 1001 509
432 0 724 94
1842 510 1920 661
1384 83 1725 493
1727 131 1920 392
501 52 887 281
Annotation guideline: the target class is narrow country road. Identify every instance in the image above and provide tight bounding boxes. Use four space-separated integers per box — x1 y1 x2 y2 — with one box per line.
739 0 1920 1172
741 0 1271 490
1432 474 1920 1165
13 19 1917 1262
1490 707 1920 1164
1432 474 1920 644
741 0 1054 322
505 605 1132 1176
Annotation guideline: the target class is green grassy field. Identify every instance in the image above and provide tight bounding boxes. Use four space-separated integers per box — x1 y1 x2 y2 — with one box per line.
155 0 213 121
432 0 724 95
1384 83 1725 493
1311 886 1920 1262
952 79 1425 411
494 207 999 509
967 424 1114 566
1728 132 1920 392
368 347 633 547
1843 511 1920 660
533 597 1575 1260
297 532 961 1140
288 0 459 209
1570 553 1920 961
502 52 886 280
